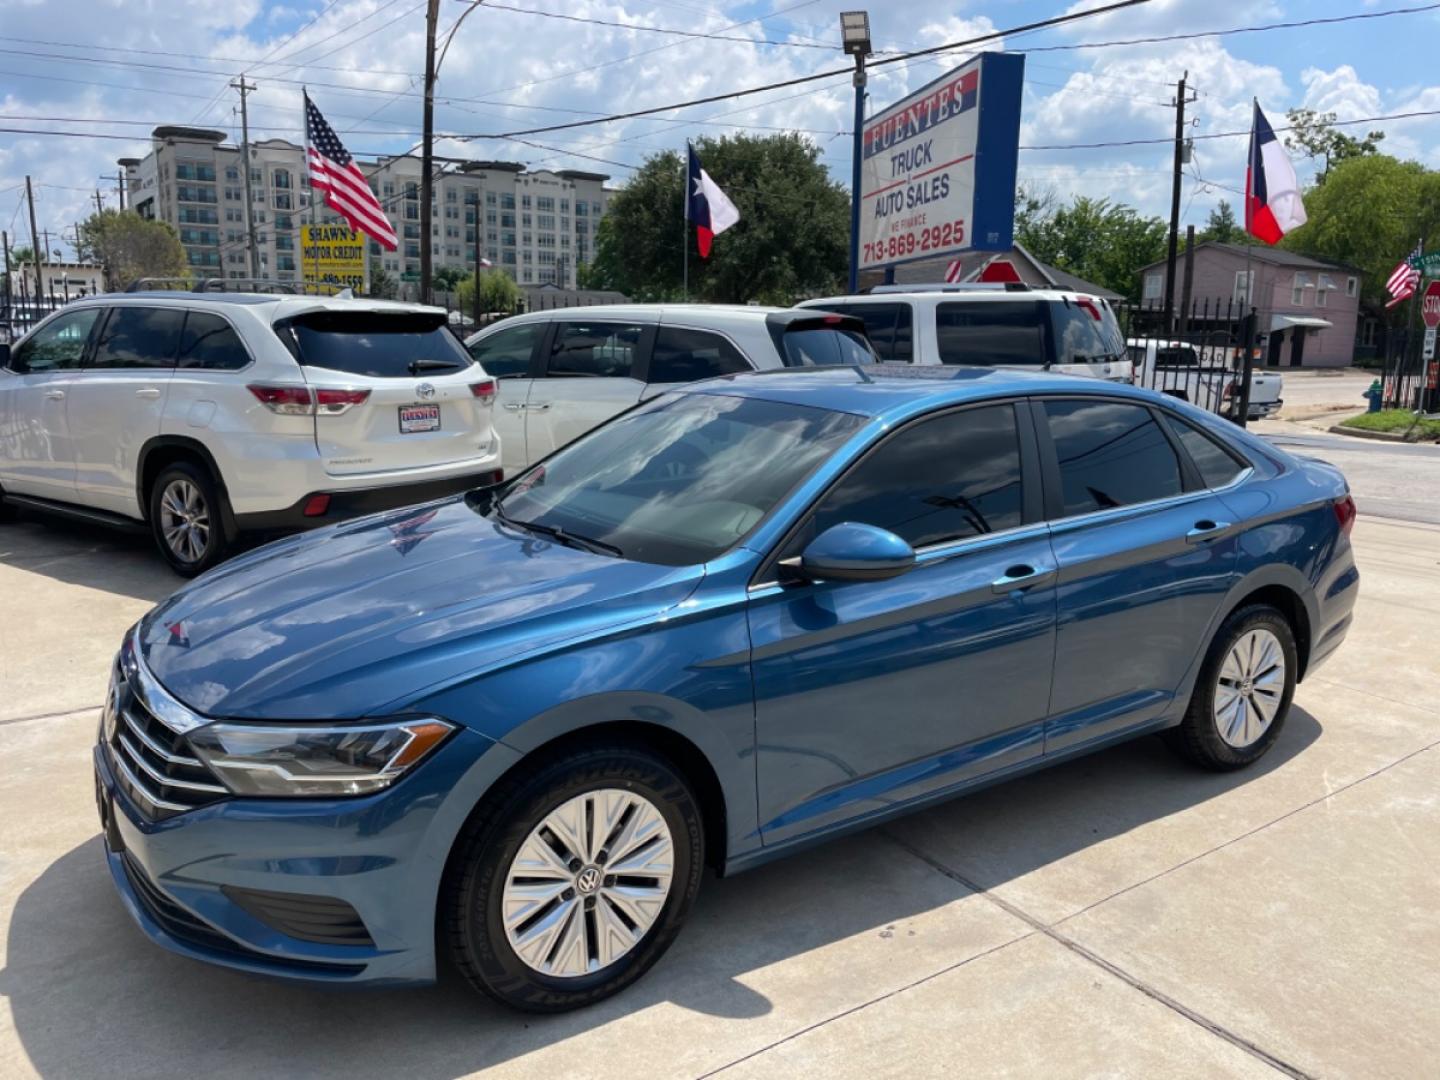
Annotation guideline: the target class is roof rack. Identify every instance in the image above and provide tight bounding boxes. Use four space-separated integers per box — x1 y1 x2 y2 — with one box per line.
125 277 354 297
863 282 1032 295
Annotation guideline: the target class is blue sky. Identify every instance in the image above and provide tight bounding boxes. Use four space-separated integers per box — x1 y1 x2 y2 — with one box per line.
2 0 1436 259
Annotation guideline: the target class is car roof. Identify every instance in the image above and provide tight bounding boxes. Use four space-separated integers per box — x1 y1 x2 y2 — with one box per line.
801 288 1105 306
484 303 792 325
68 292 447 318
678 364 1160 420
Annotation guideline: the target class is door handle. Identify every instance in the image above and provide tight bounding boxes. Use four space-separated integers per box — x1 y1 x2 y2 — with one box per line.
503 402 526 411
43 389 65 401
992 564 1056 594
1185 519 1233 544
135 387 161 399
528 402 551 411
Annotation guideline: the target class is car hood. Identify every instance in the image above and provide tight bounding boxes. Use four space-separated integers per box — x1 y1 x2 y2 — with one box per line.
138 498 702 720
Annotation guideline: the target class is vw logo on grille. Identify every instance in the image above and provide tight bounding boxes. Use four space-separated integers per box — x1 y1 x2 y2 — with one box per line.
575 866 602 894
416 382 437 400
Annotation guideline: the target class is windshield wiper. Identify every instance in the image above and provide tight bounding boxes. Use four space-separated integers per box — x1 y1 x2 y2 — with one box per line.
408 358 464 375
493 503 624 558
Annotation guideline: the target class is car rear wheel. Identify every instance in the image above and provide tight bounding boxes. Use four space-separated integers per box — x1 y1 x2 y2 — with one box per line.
148 462 229 577
1169 604 1297 770
442 743 704 1012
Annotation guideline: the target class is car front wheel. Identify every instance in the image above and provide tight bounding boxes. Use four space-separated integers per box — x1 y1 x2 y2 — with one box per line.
442 743 704 1012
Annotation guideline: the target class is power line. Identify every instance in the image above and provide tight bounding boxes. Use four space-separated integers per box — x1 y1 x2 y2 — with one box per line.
0 33 422 76
1019 108 1440 151
477 2 836 49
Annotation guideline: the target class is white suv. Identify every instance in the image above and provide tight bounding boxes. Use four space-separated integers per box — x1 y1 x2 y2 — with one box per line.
0 291 501 574
464 304 875 473
798 283 1133 383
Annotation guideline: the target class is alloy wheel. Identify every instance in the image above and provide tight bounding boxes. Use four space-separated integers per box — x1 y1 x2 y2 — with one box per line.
1213 627 1286 748
159 479 210 565
501 788 674 978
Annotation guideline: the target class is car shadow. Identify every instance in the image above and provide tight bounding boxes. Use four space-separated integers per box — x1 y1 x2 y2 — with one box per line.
0 515 179 604
2 709 1322 1078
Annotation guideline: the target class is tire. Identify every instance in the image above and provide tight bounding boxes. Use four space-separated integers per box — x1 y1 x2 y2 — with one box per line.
0 488 17 523
148 461 230 577
1168 604 1297 770
442 742 704 1012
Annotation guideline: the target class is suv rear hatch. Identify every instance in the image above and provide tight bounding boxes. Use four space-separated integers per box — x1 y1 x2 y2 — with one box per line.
274 310 496 477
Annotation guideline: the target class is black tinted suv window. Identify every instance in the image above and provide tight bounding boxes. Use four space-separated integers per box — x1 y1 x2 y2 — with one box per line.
283 311 473 378
648 327 751 383
547 322 643 378
1043 399 1182 517
1050 299 1124 366
814 303 914 362
9 308 101 372
936 301 1046 366
178 312 252 370
1170 416 1246 488
779 326 876 367
807 405 1024 549
91 307 185 369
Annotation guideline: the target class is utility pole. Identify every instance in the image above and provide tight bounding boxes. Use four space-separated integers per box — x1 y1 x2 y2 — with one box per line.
25 176 42 306
419 0 441 305
840 11 873 295
231 75 260 278
472 199 483 327
94 188 104 216
1161 72 1196 335
2 230 11 317
115 170 127 211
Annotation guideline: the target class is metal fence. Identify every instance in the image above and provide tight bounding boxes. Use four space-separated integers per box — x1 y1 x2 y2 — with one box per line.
1 282 83 343
1114 298 1258 422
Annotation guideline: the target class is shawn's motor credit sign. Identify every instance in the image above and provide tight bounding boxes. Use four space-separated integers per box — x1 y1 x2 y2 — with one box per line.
858 52 1024 273
301 224 367 291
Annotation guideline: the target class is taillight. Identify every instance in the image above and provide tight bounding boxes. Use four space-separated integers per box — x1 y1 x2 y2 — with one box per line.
470 378 497 404
1333 494 1356 537
247 384 313 415
314 388 371 415
1223 381 1236 399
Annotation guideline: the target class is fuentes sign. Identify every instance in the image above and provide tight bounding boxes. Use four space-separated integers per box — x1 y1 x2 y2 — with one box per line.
301 224 367 291
859 52 1024 273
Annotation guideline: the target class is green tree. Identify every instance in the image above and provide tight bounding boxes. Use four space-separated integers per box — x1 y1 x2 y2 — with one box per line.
1281 153 1440 315
8 244 35 265
589 134 849 303
432 266 467 291
1016 195 1168 301
1199 200 1242 244
574 260 598 290
366 265 398 299
80 210 186 290
1284 109 1385 183
458 267 520 316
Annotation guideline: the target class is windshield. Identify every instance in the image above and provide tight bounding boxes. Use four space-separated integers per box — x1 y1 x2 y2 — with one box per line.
493 392 864 566
279 311 474 378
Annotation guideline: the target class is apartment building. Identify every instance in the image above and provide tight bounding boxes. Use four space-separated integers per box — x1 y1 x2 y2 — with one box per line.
121 126 612 290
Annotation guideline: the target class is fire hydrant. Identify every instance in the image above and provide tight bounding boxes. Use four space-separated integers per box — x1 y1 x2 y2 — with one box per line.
1364 379 1383 413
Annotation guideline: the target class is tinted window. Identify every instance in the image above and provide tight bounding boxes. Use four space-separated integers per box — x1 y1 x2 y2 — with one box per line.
820 303 914 362
547 322 642 378
780 327 876 367
91 307 184 369
469 323 540 378
1154 346 1199 370
648 327 751 383
936 301 1046 366
9 308 100 372
808 405 1024 548
178 312 251 371
284 312 473 378
495 394 862 566
1170 416 1245 488
1044 399 1182 517
1050 299 1124 365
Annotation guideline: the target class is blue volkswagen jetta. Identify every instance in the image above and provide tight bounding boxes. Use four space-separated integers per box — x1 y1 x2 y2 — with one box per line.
95 366 1358 1011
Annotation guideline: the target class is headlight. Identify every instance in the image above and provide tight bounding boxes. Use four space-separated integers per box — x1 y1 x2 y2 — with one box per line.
187 718 455 797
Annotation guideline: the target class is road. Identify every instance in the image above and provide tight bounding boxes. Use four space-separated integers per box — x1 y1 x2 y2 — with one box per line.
1 429 1438 1079
1270 369 1373 419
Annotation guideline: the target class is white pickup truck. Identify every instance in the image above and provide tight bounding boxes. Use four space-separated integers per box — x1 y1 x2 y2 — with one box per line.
1126 339 1283 420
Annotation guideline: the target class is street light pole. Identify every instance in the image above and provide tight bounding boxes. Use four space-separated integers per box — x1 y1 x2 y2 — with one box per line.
840 11 871 295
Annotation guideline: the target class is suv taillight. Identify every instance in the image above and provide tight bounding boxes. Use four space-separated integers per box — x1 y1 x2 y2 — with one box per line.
470 378 497 404
1333 494 1356 537
248 384 313 415
314 388 371 415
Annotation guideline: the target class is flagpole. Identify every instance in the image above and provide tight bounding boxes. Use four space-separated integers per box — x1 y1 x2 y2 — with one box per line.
1404 235 1425 409
682 143 689 301
304 89 318 295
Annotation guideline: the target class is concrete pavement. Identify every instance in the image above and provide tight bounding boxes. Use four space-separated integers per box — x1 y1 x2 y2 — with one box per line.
2 511 1438 1077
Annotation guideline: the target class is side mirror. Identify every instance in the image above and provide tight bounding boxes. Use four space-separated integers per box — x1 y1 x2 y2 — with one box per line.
796 522 916 583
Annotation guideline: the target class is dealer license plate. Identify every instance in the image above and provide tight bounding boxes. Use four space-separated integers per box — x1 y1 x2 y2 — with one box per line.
399 404 441 433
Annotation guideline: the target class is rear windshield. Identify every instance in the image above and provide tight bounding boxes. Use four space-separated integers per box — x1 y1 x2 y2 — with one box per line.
1050 299 1125 365
778 326 877 367
278 311 474 378
935 300 1047 366
806 303 914 362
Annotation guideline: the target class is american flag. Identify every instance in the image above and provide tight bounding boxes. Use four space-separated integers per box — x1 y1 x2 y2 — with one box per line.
1385 240 1423 309
305 92 397 251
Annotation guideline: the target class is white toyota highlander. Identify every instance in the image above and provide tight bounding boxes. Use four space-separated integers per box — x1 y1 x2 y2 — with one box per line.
0 290 502 575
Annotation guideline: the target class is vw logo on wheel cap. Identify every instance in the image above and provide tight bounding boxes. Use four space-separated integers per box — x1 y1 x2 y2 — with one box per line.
575 866 602 894
416 382 436 400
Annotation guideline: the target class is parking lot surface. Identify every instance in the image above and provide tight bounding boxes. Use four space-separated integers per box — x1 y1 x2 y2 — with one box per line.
3 438 1439 1078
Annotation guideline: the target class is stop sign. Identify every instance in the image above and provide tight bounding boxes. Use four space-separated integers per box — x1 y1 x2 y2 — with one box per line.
1423 280 1440 329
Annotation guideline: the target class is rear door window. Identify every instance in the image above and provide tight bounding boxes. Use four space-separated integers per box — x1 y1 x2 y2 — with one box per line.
546 322 644 378
8 308 101 372
91 307 185 369
178 312 252 371
935 301 1047 366
468 322 542 378
1043 399 1183 517
648 327 751 383
281 311 474 378
1050 299 1124 366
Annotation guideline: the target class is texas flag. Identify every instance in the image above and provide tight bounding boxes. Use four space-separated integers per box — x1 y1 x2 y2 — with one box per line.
686 143 740 258
1245 102 1307 245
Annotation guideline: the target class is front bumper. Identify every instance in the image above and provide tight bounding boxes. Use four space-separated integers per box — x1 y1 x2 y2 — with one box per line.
232 467 502 534
94 724 521 987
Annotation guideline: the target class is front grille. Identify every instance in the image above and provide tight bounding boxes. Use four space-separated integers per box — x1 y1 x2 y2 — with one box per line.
106 662 228 821
221 886 374 946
